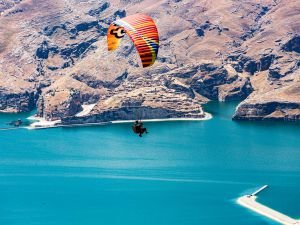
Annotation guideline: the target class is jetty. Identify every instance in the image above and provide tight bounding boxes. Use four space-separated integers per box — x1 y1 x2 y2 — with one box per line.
251 185 268 196
237 185 300 225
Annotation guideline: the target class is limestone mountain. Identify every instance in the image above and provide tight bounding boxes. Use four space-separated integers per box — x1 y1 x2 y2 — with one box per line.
0 0 299 121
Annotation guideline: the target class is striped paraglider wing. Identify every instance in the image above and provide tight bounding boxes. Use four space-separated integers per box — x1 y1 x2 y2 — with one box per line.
107 14 159 68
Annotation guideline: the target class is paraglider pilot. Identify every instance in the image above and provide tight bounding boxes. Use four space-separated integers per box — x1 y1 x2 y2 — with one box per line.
132 120 148 137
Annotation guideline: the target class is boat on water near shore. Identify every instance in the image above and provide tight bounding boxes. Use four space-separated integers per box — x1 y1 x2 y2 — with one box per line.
8 119 25 127
8 119 23 127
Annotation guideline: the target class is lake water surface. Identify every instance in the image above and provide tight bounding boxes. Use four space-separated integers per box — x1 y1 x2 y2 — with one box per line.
0 102 299 225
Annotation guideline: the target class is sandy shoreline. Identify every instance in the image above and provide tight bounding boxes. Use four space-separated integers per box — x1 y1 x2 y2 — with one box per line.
26 113 212 130
237 186 300 225
111 113 212 124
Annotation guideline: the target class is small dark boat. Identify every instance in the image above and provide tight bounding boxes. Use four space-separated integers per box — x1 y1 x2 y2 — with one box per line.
8 119 23 127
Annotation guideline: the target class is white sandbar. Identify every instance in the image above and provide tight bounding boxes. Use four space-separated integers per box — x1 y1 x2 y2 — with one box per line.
27 116 61 129
111 113 212 124
26 113 212 130
237 186 300 225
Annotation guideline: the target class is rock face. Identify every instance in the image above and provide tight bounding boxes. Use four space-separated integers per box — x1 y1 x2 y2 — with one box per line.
190 64 254 101
282 35 300 54
0 0 22 14
233 81 300 121
0 0 299 121
37 76 102 120
234 101 300 121
0 89 36 112
62 67 207 124
63 105 205 124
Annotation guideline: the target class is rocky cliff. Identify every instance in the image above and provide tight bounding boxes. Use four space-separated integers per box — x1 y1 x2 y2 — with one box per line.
0 0 299 121
233 78 300 121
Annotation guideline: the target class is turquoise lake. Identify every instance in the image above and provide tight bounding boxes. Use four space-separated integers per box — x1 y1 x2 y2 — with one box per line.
0 102 299 225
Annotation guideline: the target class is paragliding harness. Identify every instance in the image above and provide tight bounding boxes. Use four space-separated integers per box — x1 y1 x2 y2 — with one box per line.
132 120 148 137
131 109 148 137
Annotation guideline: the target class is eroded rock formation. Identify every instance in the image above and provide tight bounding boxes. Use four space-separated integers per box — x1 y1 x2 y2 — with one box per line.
0 0 299 121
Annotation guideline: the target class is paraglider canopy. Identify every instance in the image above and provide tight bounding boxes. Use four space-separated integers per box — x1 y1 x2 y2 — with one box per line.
107 14 159 68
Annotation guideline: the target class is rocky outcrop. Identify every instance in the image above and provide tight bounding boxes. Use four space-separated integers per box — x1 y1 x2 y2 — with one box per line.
0 0 22 14
0 89 36 112
38 89 83 120
62 105 205 125
233 82 300 121
218 78 253 101
37 76 101 120
59 67 207 124
282 35 300 54
190 65 253 101
233 102 300 121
